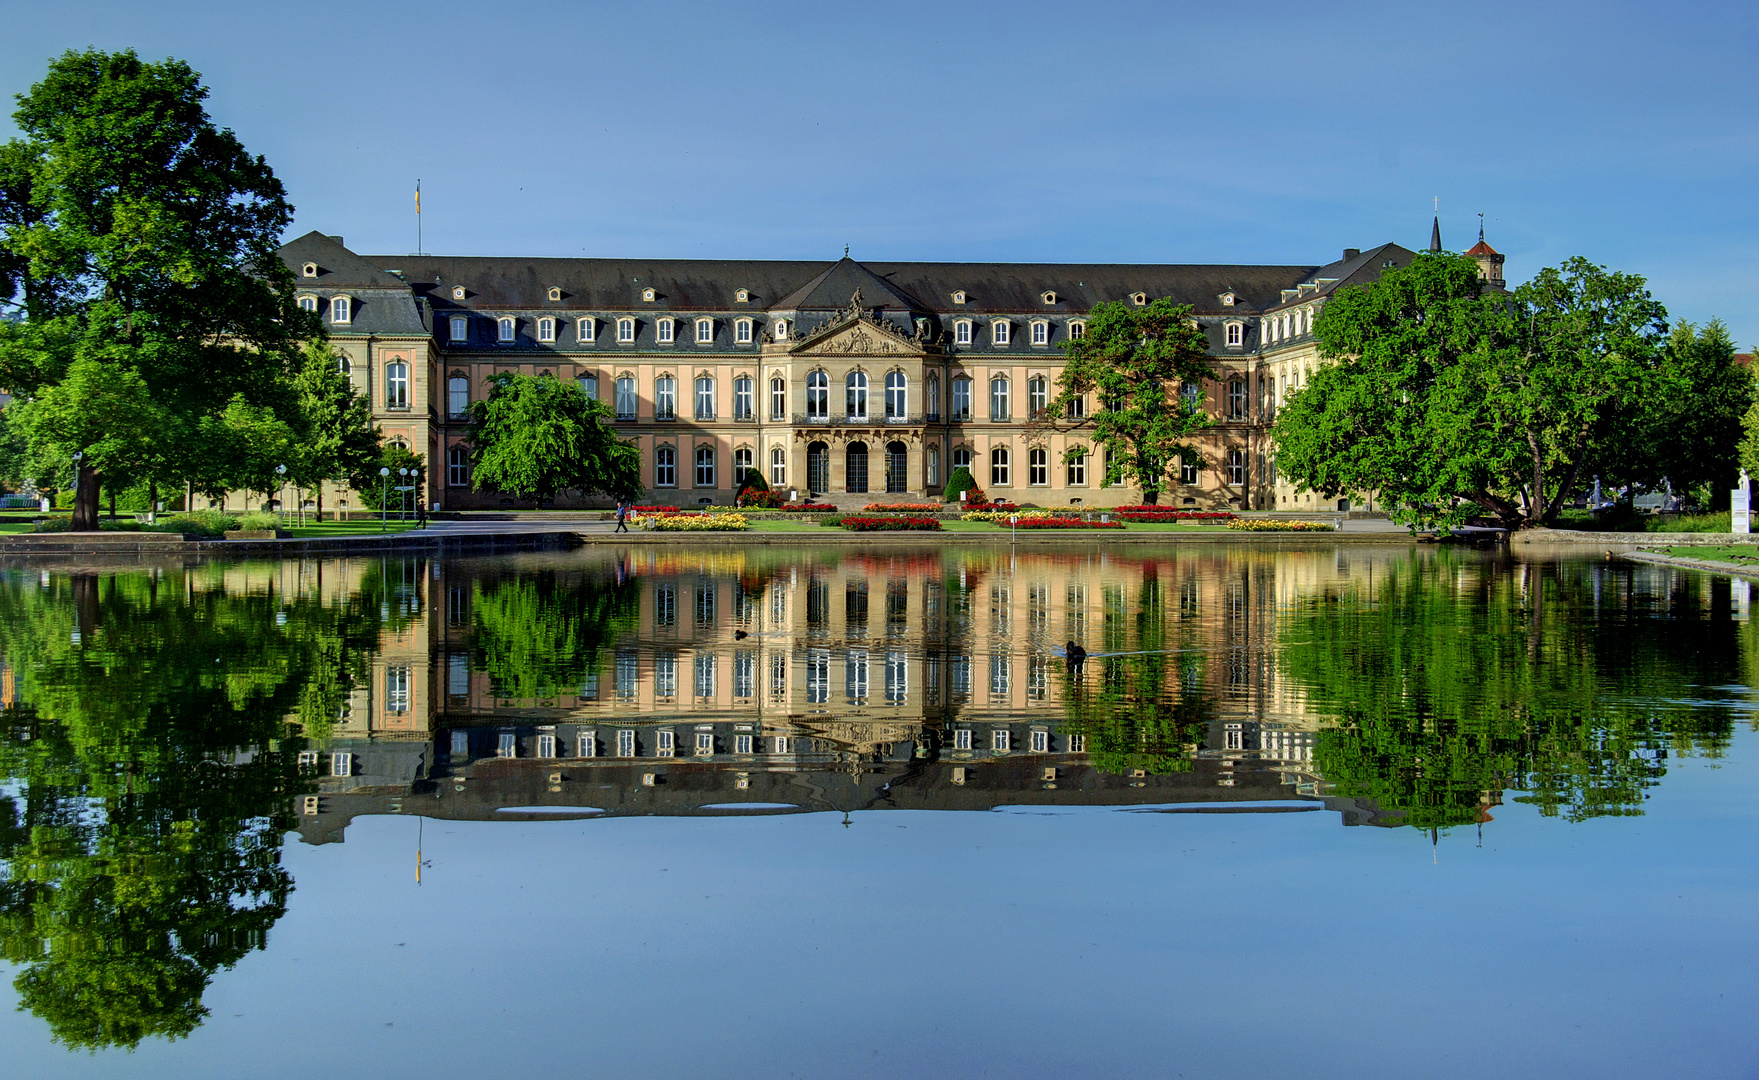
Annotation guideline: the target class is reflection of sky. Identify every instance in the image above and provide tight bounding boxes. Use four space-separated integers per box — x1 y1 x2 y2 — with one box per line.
5 733 1754 1079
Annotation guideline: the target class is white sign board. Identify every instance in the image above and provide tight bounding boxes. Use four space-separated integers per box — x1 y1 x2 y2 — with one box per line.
1733 489 1750 534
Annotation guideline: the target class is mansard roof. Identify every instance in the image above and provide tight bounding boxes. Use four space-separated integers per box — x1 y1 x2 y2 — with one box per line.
774 256 927 313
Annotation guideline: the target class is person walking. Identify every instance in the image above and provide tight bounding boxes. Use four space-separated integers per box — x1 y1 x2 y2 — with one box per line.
417 500 429 529
615 500 630 533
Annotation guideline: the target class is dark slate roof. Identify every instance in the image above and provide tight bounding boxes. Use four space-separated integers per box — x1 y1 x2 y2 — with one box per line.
281 231 431 335
773 256 928 312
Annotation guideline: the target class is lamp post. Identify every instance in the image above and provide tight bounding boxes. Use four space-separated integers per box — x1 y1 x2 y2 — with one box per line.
69 451 82 515
379 466 390 531
275 464 287 526
399 468 411 523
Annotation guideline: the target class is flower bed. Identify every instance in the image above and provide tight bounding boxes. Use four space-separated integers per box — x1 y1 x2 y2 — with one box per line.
632 505 681 513
1014 519 1126 530
838 516 942 532
636 512 749 531
1115 510 1236 522
1225 518 1335 532
864 502 942 513
962 509 1078 523
788 502 837 512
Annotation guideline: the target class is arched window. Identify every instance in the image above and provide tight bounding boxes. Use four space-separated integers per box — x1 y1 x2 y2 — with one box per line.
846 442 869 493
770 446 786 486
955 320 972 346
733 376 753 420
655 446 677 486
733 446 753 483
926 445 940 486
989 376 1009 422
578 374 598 401
695 446 716 487
991 320 1010 346
447 376 468 418
298 295 318 312
695 376 715 420
1029 447 1048 485
336 355 353 377
990 446 1010 486
615 376 637 420
885 441 907 493
577 317 596 342
330 296 351 323
952 446 972 470
1028 376 1047 418
655 376 677 421
446 445 470 487
951 376 972 421
696 318 714 344
770 377 786 420
657 318 675 344
1225 321 1243 347
926 375 942 420
735 318 753 344
807 441 829 493
806 370 829 421
1030 320 1048 346
537 317 556 343
449 315 468 342
884 371 907 420
497 316 516 343
386 362 409 409
617 317 636 343
846 371 868 420
1069 320 1086 340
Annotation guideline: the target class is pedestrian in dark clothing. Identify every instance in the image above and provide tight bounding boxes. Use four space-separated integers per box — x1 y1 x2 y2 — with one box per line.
417 501 428 529
615 501 630 533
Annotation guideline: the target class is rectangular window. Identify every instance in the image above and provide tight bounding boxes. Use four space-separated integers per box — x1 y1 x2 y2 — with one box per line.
447 653 469 697
991 728 1010 752
577 731 597 757
952 379 971 421
617 651 638 700
578 317 596 342
449 731 469 758
655 377 677 420
1181 455 1200 485
955 728 972 750
385 363 409 410
695 377 715 420
1031 729 1048 753
695 448 715 488
770 447 786 485
616 377 637 420
989 379 1008 422
1029 448 1047 485
655 654 677 696
655 447 677 487
735 733 753 754
497 732 517 758
694 652 716 697
579 374 599 400
448 377 469 418
297 750 320 771
734 651 755 697
1228 448 1246 485
1067 452 1086 486
617 729 636 757
773 736 791 754
657 730 676 757
1228 379 1247 421
537 734 557 758
1069 321 1086 339
618 318 635 343
771 379 786 420
734 377 753 420
331 751 352 776
331 296 351 323
1069 734 1085 753
386 665 411 713
694 732 714 755
449 315 468 342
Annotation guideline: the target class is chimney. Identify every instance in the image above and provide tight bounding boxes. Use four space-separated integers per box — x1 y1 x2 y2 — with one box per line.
1343 248 1360 260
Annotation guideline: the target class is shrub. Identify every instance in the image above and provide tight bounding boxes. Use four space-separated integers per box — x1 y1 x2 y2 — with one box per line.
233 511 280 531
739 489 782 509
838 516 942 532
1225 519 1335 532
636 512 749 531
942 466 980 504
143 510 240 536
864 503 941 513
1014 519 1126 529
1646 511 1730 533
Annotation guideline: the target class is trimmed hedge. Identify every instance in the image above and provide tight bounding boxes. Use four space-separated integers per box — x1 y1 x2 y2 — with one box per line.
942 466 980 504
838 516 942 532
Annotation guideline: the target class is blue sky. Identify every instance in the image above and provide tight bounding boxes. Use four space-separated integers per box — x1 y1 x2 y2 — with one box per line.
3 0 1756 343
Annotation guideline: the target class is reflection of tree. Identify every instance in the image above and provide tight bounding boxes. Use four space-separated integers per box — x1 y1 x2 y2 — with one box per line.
0 567 387 1050
1282 554 1739 829
1060 567 1210 774
468 567 641 700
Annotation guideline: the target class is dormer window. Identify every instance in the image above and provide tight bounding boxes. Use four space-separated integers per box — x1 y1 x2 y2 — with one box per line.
617 317 635 343
952 290 967 305
330 296 351 323
695 318 714 344
298 295 318 313
1041 291 1057 305
955 320 972 346
735 318 753 344
657 317 675 344
497 317 516 343
992 320 1011 346
300 262 317 278
547 287 562 302
773 319 789 341
452 286 466 300
1030 320 1049 346
1069 320 1086 340
1224 321 1244 347
449 315 468 342
537 317 556 343
735 289 750 303
1130 292 1147 306
1220 292 1237 306
642 288 656 303
577 317 596 342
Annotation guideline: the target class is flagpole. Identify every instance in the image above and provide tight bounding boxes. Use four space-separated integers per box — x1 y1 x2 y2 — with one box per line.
416 179 422 256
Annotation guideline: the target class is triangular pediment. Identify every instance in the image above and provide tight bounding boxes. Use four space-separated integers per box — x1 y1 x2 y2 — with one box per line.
790 293 933 356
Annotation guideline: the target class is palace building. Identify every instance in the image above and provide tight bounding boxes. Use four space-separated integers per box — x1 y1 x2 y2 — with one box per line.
275 224 1503 513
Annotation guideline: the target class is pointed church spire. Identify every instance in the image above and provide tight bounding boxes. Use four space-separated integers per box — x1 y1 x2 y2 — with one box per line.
1430 198 1442 253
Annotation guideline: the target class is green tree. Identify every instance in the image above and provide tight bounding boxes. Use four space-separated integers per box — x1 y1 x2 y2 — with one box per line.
1639 319 1750 509
467 371 640 506
290 340 380 520
1274 254 1670 529
1039 298 1213 505
466 566 641 700
0 49 313 530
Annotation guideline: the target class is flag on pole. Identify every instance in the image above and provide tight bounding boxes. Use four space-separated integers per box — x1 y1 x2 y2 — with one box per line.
415 182 420 213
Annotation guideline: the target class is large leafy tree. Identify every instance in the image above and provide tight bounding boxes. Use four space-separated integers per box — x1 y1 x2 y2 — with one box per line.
290 341 381 519
0 49 313 529
467 371 642 505
1038 298 1213 505
1274 253 1670 529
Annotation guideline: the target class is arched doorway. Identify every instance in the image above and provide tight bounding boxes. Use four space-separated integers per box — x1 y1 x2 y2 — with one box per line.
807 441 829 494
885 441 908 493
846 442 869 493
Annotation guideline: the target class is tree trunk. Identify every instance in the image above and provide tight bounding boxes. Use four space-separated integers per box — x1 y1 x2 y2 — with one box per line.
70 466 101 531
1142 489 1159 506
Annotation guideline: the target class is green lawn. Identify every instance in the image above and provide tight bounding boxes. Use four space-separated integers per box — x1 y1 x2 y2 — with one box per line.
0 522 33 534
1665 545 1759 565
740 519 1239 535
278 521 422 538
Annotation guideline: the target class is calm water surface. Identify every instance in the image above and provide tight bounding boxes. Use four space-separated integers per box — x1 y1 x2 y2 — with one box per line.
1 544 1755 1079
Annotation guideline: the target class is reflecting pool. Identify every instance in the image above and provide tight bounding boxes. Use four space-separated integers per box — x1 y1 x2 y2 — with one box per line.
1 544 1755 1078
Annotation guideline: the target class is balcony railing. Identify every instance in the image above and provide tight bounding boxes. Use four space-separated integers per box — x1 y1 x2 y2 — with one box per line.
791 414 927 427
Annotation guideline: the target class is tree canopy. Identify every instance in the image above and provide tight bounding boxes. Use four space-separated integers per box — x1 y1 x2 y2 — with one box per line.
467 371 641 504
1273 254 1673 529
1040 298 1213 505
0 49 313 529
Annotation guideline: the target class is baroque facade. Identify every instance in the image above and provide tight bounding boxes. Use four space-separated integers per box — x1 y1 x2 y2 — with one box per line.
271 226 1504 513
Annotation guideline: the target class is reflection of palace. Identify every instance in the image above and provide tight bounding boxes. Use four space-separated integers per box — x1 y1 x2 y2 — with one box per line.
293 547 1425 841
